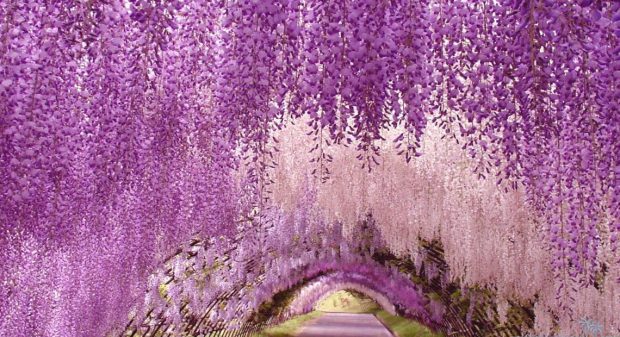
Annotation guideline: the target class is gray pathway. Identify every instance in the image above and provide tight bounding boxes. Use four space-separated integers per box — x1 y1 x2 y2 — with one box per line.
296 313 394 337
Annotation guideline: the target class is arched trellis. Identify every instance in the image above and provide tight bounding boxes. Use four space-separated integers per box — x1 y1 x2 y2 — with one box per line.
115 204 548 337
120 255 433 336
117 220 481 337
246 260 437 325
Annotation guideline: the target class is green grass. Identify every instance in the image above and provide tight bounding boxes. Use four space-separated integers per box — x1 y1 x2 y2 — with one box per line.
254 311 323 337
374 310 443 337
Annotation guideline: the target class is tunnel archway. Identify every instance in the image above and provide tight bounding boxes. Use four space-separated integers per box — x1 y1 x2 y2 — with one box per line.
116 227 488 337
120 247 437 336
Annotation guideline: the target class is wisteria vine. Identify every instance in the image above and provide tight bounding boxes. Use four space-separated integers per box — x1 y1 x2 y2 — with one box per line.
1 1 619 337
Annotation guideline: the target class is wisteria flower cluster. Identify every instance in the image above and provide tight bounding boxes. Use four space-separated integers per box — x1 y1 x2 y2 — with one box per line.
0 0 618 337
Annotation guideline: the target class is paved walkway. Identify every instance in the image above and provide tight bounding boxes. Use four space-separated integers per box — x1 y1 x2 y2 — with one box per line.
296 312 394 337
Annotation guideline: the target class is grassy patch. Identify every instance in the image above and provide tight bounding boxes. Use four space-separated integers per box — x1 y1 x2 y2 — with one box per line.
255 311 323 337
374 310 443 337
